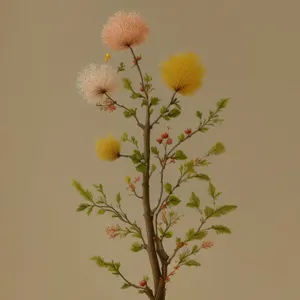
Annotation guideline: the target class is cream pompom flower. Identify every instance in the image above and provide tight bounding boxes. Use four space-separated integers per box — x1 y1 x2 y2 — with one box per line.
102 11 149 50
76 64 118 104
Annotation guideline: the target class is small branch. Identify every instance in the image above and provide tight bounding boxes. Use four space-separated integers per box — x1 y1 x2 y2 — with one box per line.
104 93 144 129
150 91 177 128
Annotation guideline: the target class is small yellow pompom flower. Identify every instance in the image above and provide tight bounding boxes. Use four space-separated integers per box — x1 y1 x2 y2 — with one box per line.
160 52 205 96
96 136 121 161
104 53 111 62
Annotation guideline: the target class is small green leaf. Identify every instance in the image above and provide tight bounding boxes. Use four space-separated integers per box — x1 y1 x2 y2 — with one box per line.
151 164 157 172
195 174 210 181
160 105 167 114
185 259 201 267
76 203 90 212
121 132 128 141
122 78 132 90
97 209 105 215
86 206 93 216
72 180 93 202
187 192 200 209
136 163 147 173
144 74 152 82
209 142 226 155
208 182 216 198
121 283 130 289
117 62 125 72
131 242 144 252
196 111 203 119
204 206 214 218
174 150 187 160
168 195 181 206
210 205 237 217
151 146 159 155
178 133 185 142
217 98 230 109
211 225 232 234
168 108 181 118
186 228 207 241
150 97 160 105
164 231 173 238
116 192 121 204
130 92 143 99
164 183 172 194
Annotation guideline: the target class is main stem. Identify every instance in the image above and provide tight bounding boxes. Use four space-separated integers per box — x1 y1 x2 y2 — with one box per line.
143 105 161 293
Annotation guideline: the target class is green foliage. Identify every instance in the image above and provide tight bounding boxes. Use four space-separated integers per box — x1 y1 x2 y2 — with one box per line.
185 228 207 241
204 206 214 217
91 256 121 275
164 183 172 194
208 182 216 199
130 92 143 99
195 174 210 181
217 98 230 109
164 231 173 238
196 111 203 119
122 78 133 90
211 225 232 234
97 209 106 215
209 205 237 217
167 195 181 206
131 150 143 164
178 133 185 142
144 74 152 82
123 109 137 118
168 108 181 118
174 150 187 160
160 105 167 115
151 146 159 155
121 283 130 289
117 62 125 72
116 192 121 204
184 259 201 267
131 242 144 252
136 163 147 173
186 192 200 209
150 97 160 106
208 142 226 155
122 132 128 142
76 203 90 212
72 180 93 202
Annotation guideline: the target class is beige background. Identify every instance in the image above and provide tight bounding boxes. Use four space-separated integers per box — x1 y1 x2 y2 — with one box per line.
1 0 300 299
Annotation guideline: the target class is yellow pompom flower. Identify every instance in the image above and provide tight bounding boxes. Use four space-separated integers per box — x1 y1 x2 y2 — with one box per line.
96 136 121 161
160 52 205 96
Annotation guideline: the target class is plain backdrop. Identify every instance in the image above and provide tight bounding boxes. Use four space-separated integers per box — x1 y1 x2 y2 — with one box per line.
1 0 300 299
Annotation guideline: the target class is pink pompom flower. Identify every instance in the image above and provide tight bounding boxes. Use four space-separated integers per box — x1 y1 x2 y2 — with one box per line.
76 64 118 104
102 11 149 50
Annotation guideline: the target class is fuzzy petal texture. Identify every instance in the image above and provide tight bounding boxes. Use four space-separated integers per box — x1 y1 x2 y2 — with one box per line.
76 64 118 104
102 11 149 50
96 136 121 161
160 52 205 96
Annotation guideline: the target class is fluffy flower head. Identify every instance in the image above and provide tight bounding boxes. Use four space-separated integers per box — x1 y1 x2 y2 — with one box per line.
160 52 205 96
102 11 149 50
76 64 118 103
96 136 121 161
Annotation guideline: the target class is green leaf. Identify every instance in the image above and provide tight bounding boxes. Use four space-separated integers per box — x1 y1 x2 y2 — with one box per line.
184 259 201 267
136 163 146 173
168 195 181 206
122 78 132 90
211 225 232 234
150 97 160 105
164 183 172 194
186 229 207 241
196 111 203 119
116 192 121 204
151 146 159 155
121 132 128 141
97 209 105 215
178 133 185 142
76 203 90 212
131 242 144 252
187 192 200 209
168 108 181 118
209 142 226 155
121 283 130 289
117 62 125 72
86 206 93 216
210 205 237 217
130 92 143 99
151 164 157 172
217 98 230 109
185 161 195 173
208 182 216 198
144 74 152 82
131 150 142 164
174 150 187 160
72 180 93 202
204 206 214 218
91 256 107 268
195 174 211 181
160 105 167 114
164 231 173 238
